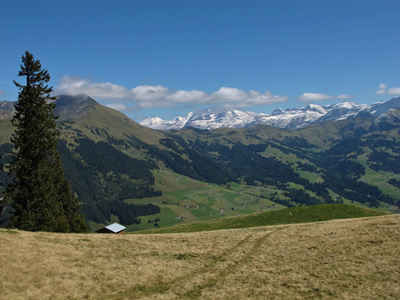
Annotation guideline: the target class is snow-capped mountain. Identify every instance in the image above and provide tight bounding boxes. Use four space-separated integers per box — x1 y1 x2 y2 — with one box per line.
141 97 400 130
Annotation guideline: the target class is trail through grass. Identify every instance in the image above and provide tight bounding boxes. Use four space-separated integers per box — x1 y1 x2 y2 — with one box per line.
1 214 399 299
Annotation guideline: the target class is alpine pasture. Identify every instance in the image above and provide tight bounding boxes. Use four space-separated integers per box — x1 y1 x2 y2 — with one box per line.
1 214 399 299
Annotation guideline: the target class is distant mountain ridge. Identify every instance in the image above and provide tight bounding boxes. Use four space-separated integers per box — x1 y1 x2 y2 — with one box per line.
140 97 400 130
0 94 92 122
2 95 400 131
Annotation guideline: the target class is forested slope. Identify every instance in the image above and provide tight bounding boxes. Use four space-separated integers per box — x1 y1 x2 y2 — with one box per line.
1 95 400 231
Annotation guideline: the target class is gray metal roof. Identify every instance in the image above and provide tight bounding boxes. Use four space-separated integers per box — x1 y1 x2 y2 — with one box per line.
105 223 126 233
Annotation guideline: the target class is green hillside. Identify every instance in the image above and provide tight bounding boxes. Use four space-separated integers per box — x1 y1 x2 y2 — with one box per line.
0 119 13 145
140 204 388 233
54 95 167 155
1 95 399 232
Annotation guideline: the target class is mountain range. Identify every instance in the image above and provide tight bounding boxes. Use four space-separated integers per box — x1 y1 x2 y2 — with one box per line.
140 97 400 130
1 94 400 231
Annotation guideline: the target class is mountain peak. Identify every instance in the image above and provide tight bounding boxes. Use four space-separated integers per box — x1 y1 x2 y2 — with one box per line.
369 96 400 116
55 94 94 121
271 108 285 115
305 104 325 113
140 98 400 131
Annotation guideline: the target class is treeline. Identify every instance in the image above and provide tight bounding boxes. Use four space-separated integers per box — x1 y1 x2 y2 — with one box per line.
210 142 299 185
0 143 13 190
190 140 336 205
82 201 160 225
147 137 230 184
58 138 162 225
1 139 162 227
280 137 315 149
389 178 400 189
322 173 393 207
297 162 318 173
189 137 396 208
369 150 400 173
284 189 323 206
313 136 397 207
74 138 157 182
359 135 400 173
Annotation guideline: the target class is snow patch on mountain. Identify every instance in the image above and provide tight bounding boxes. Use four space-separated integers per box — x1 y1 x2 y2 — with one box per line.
140 97 400 130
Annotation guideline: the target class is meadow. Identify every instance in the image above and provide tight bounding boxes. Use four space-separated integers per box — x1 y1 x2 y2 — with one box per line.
123 170 287 232
1 214 399 299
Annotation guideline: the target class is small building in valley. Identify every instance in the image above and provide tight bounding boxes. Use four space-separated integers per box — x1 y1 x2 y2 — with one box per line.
96 223 126 234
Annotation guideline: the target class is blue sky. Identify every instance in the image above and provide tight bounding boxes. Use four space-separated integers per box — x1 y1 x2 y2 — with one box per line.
1 0 399 121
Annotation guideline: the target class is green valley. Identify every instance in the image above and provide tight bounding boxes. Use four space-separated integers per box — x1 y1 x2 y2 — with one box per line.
1 95 400 232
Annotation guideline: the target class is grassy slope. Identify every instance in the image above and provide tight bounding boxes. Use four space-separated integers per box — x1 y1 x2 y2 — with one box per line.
1 214 399 299
57 100 167 159
0 119 13 145
123 169 288 232
176 119 352 149
81 100 166 146
139 204 388 234
0 99 167 151
356 130 400 206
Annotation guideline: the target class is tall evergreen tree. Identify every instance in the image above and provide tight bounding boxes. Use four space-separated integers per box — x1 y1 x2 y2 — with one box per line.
5 51 87 232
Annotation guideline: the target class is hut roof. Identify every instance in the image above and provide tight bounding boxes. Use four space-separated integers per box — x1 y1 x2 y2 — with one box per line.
105 223 126 233
97 223 126 234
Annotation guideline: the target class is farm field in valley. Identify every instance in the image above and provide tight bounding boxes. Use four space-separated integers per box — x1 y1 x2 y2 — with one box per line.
123 170 286 232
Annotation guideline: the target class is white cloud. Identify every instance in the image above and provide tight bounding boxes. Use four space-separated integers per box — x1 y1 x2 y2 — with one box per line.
209 87 288 106
379 83 387 90
376 83 387 95
240 90 289 107
210 87 248 102
387 87 400 95
56 76 130 99
166 90 207 103
337 94 352 100
376 83 400 95
56 76 289 111
131 85 169 100
300 93 334 102
376 89 386 95
106 103 129 111
300 92 354 102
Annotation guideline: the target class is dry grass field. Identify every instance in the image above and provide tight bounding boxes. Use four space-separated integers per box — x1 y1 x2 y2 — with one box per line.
1 215 399 299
